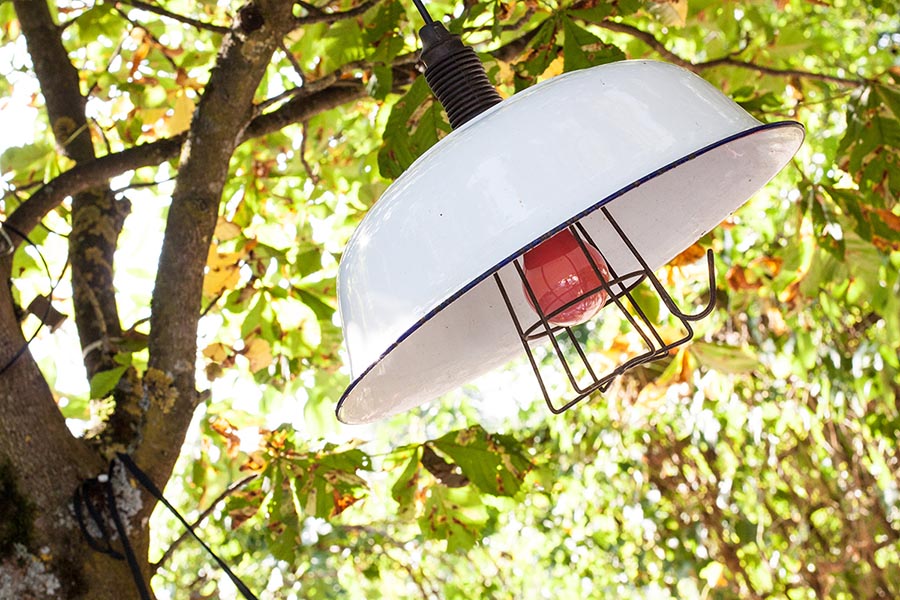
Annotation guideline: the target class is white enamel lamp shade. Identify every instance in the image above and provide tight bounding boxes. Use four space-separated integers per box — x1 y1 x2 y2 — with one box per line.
336 60 804 424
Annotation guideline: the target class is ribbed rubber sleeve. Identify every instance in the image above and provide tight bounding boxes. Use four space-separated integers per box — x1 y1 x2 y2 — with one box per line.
419 23 502 129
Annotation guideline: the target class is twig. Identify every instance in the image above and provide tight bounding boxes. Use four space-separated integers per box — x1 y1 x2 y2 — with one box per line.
464 6 536 35
113 0 230 34
280 39 307 85
86 34 126 97
294 0 379 26
596 19 865 88
113 6 181 72
199 288 226 318
150 474 258 572
111 176 177 194
382 550 431 600
299 122 320 185
90 116 113 156
294 0 325 17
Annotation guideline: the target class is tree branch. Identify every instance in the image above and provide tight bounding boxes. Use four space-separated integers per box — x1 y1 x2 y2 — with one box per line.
135 0 297 495
0 1 113 576
13 0 129 385
4 80 371 246
294 0 379 25
114 0 230 34
5 45 425 246
596 20 865 87
150 474 257 572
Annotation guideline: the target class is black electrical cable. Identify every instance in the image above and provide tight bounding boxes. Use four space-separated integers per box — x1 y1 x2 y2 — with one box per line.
73 454 259 600
411 0 433 25
0 220 67 377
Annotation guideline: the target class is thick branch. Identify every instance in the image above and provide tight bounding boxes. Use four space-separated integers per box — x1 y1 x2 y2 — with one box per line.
14 0 128 382
12 0 92 163
136 0 296 493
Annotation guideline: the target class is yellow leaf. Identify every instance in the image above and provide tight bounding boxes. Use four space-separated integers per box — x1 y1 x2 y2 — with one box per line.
110 94 135 120
245 337 273 373
139 108 167 125
636 382 668 411
540 56 564 80
203 262 241 297
203 241 248 296
649 0 688 26
202 342 229 362
215 216 243 241
165 91 195 136
668 242 706 268
495 61 515 94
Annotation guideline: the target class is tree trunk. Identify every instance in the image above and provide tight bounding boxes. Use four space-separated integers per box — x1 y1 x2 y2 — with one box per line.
0 259 148 598
1 1 303 596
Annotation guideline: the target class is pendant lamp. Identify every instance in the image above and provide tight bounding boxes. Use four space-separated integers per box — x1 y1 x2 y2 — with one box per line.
335 11 804 424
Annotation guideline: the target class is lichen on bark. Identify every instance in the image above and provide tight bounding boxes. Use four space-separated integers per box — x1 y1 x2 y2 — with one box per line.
0 544 63 600
143 367 178 414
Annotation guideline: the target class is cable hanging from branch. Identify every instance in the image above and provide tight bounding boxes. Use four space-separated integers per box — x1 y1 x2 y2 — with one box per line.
0 220 68 377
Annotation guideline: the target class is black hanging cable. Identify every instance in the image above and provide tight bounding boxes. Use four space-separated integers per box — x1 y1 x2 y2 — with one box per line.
0 219 68 376
411 0 433 25
73 454 259 600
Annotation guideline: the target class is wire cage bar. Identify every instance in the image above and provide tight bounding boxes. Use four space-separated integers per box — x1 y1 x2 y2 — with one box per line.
493 206 717 414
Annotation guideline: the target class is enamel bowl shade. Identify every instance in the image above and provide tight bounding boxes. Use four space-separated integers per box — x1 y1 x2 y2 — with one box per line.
336 60 804 424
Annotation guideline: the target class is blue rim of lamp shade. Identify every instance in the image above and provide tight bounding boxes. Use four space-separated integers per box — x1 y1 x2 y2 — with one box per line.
335 120 806 423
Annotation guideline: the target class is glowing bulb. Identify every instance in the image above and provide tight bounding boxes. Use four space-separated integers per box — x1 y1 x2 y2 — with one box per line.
522 229 611 327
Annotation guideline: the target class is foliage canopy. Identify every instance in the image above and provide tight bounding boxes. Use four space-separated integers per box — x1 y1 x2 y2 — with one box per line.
0 0 899 598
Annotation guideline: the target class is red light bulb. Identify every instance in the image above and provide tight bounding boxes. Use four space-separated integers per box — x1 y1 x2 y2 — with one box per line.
522 229 611 327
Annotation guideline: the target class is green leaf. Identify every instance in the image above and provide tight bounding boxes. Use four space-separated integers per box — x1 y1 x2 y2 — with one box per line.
0 143 53 175
378 77 450 179
876 84 900 122
735 518 757 546
89 366 128 399
295 287 335 322
562 17 625 73
241 294 266 338
690 342 760 374
566 5 613 23
513 18 560 90
838 86 900 193
391 447 421 520
320 19 366 72
418 486 488 552
367 64 394 101
431 425 532 497
363 0 404 45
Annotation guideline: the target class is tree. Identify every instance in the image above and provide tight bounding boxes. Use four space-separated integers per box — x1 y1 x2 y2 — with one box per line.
0 0 898 598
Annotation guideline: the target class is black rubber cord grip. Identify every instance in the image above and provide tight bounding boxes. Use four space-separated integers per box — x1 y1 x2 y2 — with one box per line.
419 23 502 129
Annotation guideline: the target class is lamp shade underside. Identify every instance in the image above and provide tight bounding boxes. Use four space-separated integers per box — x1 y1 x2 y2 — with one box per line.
336 60 804 424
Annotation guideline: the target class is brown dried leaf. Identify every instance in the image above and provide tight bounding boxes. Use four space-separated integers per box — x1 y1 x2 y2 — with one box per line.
210 418 241 459
421 445 469 488
330 489 362 517
669 242 706 268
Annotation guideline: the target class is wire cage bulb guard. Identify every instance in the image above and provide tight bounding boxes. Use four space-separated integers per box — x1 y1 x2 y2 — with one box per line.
495 210 717 414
